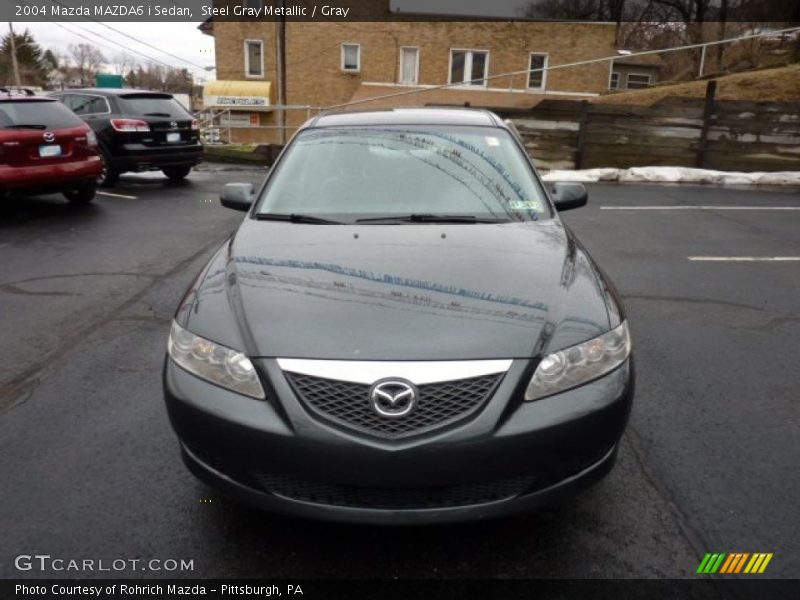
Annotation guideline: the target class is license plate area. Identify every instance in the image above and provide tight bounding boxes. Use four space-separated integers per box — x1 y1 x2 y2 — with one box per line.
166 132 181 143
39 145 62 157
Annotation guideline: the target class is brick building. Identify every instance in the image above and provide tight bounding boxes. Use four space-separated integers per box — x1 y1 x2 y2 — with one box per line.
202 1 618 143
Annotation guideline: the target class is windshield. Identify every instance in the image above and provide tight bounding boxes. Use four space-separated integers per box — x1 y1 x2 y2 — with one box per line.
120 95 189 117
255 126 549 223
0 100 84 129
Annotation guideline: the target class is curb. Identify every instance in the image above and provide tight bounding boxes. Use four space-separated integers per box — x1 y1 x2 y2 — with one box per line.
203 144 284 167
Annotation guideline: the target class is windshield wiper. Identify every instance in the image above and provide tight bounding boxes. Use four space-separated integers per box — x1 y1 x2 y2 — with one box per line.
143 112 172 117
254 213 343 225
355 213 509 224
4 124 47 129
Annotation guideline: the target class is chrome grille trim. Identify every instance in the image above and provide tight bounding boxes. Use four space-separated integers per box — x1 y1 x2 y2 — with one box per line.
276 358 512 385
284 371 504 439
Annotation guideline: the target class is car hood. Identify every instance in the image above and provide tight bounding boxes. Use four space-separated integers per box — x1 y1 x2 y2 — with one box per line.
182 219 612 361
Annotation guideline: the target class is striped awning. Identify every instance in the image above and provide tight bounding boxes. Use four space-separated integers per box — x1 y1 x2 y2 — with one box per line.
203 80 272 110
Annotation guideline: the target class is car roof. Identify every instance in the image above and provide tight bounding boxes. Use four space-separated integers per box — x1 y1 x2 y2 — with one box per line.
0 95 55 103
307 107 504 129
58 88 174 97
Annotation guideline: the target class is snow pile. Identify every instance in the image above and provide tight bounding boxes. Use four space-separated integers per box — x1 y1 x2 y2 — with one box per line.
541 168 620 182
541 167 800 186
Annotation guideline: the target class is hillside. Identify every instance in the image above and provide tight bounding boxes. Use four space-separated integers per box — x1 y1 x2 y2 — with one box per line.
594 64 800 105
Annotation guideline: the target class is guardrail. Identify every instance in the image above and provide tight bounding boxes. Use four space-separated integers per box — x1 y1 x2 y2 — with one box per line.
195 105 322 145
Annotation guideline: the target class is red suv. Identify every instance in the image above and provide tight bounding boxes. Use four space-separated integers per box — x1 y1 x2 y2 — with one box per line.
0 91 103 204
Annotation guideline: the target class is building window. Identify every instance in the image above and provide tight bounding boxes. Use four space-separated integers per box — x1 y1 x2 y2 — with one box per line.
244 40 264 78
626 73 652 89
399 46 419 85
527 53 548 90
609 71 620 89
341 43 361 72
450 50 488 86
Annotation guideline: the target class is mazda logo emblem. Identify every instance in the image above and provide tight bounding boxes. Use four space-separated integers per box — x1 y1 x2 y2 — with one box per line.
43 132 55 142
170 121 178 129
369 379 417 418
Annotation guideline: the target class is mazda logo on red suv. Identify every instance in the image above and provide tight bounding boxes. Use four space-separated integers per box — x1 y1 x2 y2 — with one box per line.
42 132 55 142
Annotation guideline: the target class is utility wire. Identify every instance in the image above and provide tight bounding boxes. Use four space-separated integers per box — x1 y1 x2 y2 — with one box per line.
325 25 800 110
16 0 181 70
50 20 176 70
50 21 137 60
46 0 206 70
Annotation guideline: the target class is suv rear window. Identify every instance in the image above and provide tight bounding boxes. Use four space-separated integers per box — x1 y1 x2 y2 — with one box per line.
119 94 189 117
0 100 85 130
66 94 110 115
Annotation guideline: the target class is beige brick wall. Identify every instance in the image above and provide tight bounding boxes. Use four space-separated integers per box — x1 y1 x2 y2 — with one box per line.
211 17 617 143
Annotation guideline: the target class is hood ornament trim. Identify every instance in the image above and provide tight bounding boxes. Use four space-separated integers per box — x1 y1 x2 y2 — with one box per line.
276 358 512 385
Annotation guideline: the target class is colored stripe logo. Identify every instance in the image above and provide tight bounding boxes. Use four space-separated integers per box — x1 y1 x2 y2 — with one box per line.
696 553 773 574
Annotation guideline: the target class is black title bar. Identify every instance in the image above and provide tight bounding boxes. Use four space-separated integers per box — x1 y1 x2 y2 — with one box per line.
7 0 800 22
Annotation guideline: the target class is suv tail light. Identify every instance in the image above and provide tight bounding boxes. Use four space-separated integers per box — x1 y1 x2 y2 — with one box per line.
191 118 199 130
110 119 150 132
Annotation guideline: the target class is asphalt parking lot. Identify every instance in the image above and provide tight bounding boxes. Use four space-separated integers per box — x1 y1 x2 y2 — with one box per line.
1 165 798 580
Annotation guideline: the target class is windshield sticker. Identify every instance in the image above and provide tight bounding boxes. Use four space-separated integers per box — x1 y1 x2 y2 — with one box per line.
485 136 500 147
508 199 541 210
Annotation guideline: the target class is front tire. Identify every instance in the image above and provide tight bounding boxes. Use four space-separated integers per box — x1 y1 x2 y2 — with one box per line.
64 183 97 205
162 166 192 180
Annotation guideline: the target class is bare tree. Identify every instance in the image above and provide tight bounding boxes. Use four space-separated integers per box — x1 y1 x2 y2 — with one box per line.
69 43 105 86
651 0 711 24
164 67 193 95
124 62 192 93
112 52 135 77
520 0 630 20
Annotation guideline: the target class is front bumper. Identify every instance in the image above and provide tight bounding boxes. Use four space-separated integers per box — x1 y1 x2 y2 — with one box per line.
164 357 634 524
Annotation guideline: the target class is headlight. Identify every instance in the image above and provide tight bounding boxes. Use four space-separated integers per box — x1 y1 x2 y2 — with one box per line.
525 321 631 401
167 321 265 399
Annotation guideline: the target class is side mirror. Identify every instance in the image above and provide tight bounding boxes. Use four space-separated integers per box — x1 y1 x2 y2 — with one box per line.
550 182 588 212
220 183 254 212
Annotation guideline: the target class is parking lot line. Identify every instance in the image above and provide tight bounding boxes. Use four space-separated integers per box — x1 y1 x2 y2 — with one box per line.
97 191 138 200
688 256 800 262
601 206 800 210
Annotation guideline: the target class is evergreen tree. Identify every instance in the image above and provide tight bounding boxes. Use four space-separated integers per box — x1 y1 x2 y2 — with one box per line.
0 29 53 87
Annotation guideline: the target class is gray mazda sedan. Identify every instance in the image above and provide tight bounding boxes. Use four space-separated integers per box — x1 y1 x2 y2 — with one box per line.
163 108 633 524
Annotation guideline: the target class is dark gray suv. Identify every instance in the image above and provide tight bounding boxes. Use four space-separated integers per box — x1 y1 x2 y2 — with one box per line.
163 108 633 524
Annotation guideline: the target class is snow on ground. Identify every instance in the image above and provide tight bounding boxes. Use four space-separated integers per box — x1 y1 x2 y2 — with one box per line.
541 167 800 186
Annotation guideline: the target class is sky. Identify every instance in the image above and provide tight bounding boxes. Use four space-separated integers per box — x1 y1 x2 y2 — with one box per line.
5 21 217 82
4 0 533 84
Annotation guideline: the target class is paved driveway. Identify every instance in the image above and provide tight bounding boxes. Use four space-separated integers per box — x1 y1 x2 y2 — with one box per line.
1 169 798 579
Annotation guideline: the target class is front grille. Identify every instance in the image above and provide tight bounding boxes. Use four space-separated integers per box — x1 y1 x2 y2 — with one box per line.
254 473 533 509
284 372 503 439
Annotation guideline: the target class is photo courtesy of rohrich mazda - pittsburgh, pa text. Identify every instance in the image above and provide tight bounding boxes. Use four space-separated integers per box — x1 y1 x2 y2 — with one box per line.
163 107 634 524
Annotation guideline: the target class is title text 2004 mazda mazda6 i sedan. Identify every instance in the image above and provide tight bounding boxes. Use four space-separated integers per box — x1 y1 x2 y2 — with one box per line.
163 108 633 524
